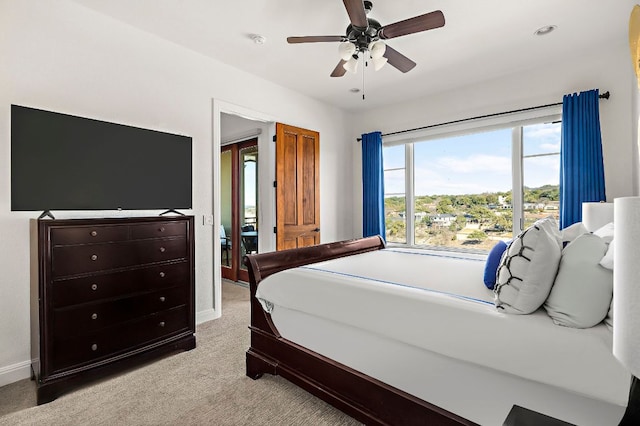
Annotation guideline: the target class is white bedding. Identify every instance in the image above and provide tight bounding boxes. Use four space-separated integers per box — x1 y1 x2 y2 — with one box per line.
256 248 630 411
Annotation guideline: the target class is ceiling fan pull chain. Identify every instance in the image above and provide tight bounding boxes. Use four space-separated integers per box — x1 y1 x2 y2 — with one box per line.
362 56 366 100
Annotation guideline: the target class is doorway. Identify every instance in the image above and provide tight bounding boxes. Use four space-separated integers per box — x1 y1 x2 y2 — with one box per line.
221 139 258 283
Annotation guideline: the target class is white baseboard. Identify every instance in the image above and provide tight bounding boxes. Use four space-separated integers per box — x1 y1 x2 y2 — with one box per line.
0 360 31 387
196 308 219 325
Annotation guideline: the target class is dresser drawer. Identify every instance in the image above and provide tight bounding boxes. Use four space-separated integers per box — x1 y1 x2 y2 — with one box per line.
51 261 190 308
51 306 189 373
51 237 187 277
50 225 129 245
53 286 188 338
130 221 187 240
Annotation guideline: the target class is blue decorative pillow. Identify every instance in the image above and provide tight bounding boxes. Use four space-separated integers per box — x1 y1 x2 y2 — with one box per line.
483 240 508 289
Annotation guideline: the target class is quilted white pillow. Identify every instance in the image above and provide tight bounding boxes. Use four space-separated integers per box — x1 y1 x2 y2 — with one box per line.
494 217 562 314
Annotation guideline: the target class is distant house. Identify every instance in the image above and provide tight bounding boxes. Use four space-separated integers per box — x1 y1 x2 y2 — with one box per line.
497 196 512 209
399 211 432 221
524 202 559 211
429 213 456 227
415 211 428 220
523 202 545 210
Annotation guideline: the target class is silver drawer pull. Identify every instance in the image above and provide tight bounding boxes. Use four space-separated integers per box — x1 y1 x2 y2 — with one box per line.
91 284 98 291
91 344 98 351
90 254 98 261
159 321 166 327
159 227 165 232
91 313 98 320
159 247 166 253
159 272 166 278
90 230 98 237
159 296 166 302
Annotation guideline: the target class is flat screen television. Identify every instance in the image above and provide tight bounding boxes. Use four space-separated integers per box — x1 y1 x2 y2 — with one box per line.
11 105 192 212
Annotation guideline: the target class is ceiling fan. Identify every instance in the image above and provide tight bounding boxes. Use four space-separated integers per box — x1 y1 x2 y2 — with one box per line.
287 0 445 77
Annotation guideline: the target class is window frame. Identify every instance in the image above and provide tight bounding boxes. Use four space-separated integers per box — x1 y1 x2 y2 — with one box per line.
383 107 561 251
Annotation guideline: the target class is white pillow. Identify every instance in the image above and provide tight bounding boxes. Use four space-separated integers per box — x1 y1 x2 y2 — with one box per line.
544 233 613 328
600 240 614 270
536 216 563 247
605 299 613 330
561 221 588 243
494 217 562 314
593 222 614 244
601 236 614 329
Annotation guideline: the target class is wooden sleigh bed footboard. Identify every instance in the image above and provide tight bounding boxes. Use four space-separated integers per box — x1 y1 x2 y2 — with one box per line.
243 236 477 426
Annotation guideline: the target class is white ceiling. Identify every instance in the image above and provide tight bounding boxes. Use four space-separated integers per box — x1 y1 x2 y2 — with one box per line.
72 0 632 112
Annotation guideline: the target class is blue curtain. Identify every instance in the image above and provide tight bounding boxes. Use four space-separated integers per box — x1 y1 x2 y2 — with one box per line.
362 131 386 241
559 89 606 229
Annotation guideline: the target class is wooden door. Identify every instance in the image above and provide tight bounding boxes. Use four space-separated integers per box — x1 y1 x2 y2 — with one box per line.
276 123 320 250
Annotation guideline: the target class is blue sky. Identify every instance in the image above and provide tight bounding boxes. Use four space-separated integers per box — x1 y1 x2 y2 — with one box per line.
384 122 561 196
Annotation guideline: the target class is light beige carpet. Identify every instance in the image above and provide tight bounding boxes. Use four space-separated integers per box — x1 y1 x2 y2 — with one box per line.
0 281 361 425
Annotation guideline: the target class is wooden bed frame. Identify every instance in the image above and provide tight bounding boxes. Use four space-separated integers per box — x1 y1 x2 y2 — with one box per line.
243 236 477 426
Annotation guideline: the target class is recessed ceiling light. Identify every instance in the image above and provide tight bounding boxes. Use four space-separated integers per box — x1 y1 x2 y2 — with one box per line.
534 25 557 36
250 34 266 44
350 88 360 93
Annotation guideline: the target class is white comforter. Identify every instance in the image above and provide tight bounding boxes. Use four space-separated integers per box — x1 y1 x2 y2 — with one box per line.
256 248 630 406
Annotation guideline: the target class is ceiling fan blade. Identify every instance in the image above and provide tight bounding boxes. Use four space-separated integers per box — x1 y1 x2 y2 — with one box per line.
379 10 445 39
330 60 347 77
287 35 345 44
383 45 416 73
343 0 368 29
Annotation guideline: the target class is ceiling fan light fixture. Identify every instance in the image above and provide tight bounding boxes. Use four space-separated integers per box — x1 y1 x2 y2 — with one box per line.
343 56 359 74
372 56 388 71
368 40 386 58
338 42 357 61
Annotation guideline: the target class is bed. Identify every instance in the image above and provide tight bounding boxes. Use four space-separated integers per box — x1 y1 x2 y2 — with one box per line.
243 235 630 425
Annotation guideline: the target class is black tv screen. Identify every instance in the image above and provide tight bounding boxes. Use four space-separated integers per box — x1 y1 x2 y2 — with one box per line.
11 105 192 211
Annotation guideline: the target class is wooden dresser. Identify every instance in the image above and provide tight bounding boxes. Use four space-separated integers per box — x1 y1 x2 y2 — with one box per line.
30 216 196 404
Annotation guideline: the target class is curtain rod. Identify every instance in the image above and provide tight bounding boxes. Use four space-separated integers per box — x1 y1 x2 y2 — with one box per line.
356 91 610 142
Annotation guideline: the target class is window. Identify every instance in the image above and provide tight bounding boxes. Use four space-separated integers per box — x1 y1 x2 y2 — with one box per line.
523 122 561 229
383 116 561 252
383 144 406 243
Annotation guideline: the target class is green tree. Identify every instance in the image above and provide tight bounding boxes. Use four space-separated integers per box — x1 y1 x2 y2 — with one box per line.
384 196 405 214
468 230 488 241
493 213 511 232
385 219 406 240
436 197 453 214
485 193 498 205
468 205 494 223
470 194 487 206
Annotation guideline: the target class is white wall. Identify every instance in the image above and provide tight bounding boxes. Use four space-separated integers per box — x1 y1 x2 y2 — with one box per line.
0 0 354 386
632 61 640 196
351 41 638 235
